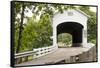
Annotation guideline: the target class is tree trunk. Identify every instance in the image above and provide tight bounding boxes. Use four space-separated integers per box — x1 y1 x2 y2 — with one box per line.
16 3 25 53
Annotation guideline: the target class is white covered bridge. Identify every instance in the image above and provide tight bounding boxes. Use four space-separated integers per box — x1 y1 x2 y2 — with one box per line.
15 9 96 66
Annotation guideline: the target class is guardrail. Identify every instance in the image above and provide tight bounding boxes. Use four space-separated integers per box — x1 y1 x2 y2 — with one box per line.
15 50 37 64
15 51 37 59
15 45 58 64
33 45 58 58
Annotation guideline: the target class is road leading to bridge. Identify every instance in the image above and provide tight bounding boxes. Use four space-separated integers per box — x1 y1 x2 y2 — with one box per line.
15 47 92 66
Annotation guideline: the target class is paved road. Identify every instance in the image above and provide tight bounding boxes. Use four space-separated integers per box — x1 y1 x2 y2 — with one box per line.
15 47 89 66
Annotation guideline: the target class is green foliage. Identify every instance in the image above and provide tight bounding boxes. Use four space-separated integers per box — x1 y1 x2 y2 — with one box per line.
20 18 37 52
58 33 72 45
14 22 20 53
15 13 53 52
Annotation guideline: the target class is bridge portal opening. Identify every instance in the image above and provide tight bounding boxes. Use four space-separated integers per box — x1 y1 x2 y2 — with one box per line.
57 22 84 47
57 33 72 47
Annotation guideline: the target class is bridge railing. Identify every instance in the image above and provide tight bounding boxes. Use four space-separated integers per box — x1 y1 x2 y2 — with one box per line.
33 45 58 58
14 45 58 64
15 50 37 64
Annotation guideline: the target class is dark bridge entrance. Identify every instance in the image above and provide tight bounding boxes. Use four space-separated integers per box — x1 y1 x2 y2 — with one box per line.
57 22 83 47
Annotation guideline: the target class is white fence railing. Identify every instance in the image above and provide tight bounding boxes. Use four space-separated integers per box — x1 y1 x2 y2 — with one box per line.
15 51 37 59
33 45 58 58
14 45 58 64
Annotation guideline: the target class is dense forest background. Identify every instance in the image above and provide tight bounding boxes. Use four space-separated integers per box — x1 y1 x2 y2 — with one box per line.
12 2 97 53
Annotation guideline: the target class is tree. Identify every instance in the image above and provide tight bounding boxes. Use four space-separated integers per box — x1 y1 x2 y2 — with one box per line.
13 2 35 53
57 33 72 45
16 3 25 53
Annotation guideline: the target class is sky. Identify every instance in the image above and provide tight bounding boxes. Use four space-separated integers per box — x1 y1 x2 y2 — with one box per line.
90 7 96 12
